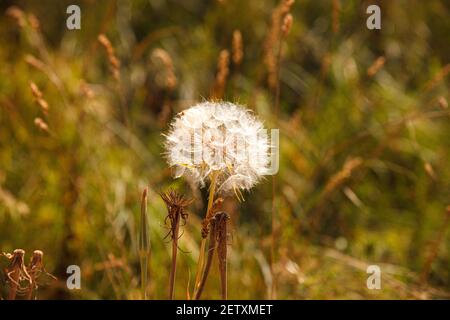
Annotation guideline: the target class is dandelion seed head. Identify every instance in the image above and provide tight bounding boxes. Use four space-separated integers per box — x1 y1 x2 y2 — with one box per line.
164 101 270 194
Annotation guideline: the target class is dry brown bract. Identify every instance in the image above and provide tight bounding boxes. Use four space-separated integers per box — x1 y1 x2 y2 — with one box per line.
160 190 192 240
160 189 192 299
2 249 56 300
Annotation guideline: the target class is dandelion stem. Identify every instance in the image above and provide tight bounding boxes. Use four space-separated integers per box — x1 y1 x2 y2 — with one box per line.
193 171 218 297
195 216 218 300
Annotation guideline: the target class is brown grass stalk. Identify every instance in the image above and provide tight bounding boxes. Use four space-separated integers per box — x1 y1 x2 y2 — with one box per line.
332 0 340 34
263 0 294 91
268 0 293 300
29 81 49 114
98 34 121 81
138 188 151 300
151 48 177 90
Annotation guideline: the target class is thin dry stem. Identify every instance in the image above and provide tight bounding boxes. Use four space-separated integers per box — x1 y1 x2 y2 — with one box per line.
263 0 294 91
6 249 31 300
367 56 386 77
269 0 294 300
138 187 150 300
160 189 191 299
194 214 219 300
323 157 363 196
26 250 43 300
420 206 450 284
424 64 450 91
216 212 230 300
193 171 220 297
332 0 340 34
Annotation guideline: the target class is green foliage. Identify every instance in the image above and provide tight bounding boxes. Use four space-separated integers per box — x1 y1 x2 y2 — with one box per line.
0 0 449 299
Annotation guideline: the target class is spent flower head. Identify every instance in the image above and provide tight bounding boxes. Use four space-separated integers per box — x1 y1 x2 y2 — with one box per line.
164 101 271 196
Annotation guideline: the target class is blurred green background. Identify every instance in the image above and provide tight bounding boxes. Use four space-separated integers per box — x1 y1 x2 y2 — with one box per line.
0 0 449 299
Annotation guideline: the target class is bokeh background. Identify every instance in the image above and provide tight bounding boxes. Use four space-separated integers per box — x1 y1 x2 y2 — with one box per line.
0 0 449 299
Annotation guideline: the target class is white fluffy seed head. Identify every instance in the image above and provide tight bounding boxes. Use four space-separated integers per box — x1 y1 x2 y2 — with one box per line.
164 101 270 195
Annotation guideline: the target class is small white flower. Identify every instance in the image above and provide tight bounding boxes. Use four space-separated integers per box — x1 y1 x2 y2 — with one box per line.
164 101 270 196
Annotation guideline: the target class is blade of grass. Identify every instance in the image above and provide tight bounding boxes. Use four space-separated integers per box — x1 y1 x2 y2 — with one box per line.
138 188 150 300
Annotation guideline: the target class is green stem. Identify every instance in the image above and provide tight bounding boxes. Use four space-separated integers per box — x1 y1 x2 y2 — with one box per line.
193 171 219 298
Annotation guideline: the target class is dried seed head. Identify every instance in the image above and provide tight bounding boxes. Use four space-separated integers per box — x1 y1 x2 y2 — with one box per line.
424 162 437 180
160 189 192 240
164 102 271 195
29 82 42 99
232 30 243 65
6 6 26 27
98 34 121 80
34 117 49 132
7 249 32 299
98 34 113 53
28 13 40 30
281 14 293 36
264 0 295 90
438 96 448 109
10 249 25 266
29 82 49 114
151 48 177 90
29 250 44 270
212 50 230 99
37 98 49 113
